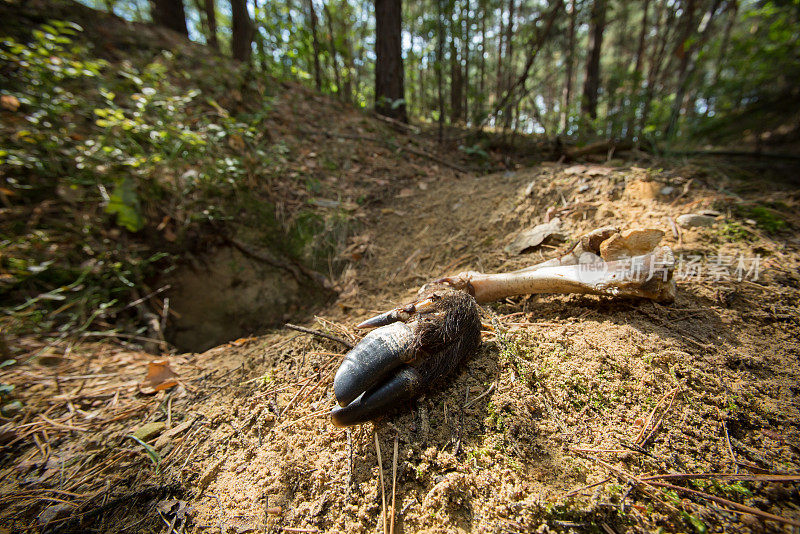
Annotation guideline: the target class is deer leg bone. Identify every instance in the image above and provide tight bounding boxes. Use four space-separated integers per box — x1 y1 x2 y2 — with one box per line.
330 228 676 427
435 246 676 304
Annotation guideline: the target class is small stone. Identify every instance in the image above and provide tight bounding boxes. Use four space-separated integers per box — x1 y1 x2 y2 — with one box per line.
626 180 660 201
132 421 166 441
676 213 717 228
698 209 722 217
38 503 74 526
659 186 674 196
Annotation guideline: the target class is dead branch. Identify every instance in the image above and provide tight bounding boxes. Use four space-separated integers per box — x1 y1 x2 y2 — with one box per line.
284 323 354 349
565 139 634 161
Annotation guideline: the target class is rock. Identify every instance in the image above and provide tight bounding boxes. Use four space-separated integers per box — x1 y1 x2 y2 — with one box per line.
505 218 563 255
38 503 74 526
625 180 660 201
698 209 722 217
600 229 664 261
132 421 166 442
659 186 674 196
676 213 717 228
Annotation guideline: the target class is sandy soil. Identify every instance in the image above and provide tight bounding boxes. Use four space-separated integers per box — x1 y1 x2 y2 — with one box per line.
2 160 800 533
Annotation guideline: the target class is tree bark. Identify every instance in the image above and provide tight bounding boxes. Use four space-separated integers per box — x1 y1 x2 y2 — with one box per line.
502 0 516 130
324 4 342 95
204 0 219 49
231 0 254 62
437 0 445 140
306 0 323 90
665 0 723 138
462 0 470 123
560 0 576 133
449 33 463 123
375 0 408 122
483 0 562 127
478 1 486 121
150 0 188 35
581 0 606 121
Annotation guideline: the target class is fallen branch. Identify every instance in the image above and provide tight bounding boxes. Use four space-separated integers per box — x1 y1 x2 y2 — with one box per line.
298 128 470 173
229 237 333 290
284 323 353 349
565 139 634 161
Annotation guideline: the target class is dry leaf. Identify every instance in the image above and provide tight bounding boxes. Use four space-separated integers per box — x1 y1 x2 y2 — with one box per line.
139 359 179 394
1 95 20 112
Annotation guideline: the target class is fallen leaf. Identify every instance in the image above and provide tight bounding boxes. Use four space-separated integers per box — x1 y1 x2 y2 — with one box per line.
139 359 179 394
1 95 20 112
505 218 563 255
132 421 166 441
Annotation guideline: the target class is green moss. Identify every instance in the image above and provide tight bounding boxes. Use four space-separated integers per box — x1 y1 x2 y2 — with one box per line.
748 206 786 233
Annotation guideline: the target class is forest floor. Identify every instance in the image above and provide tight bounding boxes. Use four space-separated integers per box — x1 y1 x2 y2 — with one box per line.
2 3 800 533
3 149 800 533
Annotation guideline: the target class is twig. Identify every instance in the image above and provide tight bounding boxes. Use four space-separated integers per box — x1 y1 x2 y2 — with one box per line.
375 432 387 534
642 473 800 483
716 407 738 474
390 435 399 534
284 323 353 350
282 408 331 426
38 413 89 432
647 480 800 527
563 477 613 498
119 285 171 312
463 382 496 409
635 387 678 446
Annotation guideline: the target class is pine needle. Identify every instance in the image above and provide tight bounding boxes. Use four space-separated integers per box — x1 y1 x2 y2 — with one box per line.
375 432 387 534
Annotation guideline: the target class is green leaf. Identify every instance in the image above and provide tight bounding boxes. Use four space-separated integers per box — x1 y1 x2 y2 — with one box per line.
127 434 161 470
105 178 144 232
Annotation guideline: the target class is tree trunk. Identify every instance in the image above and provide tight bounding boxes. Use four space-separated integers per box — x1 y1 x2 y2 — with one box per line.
202 0 218 49
502 0 516 130
375 0 407 122
252 0 267 72
581 0 606 122
665 0 722 138
437 0 445 140
560 0 576 133
449 34 463 123
306 0 323 91
639 1 673 135
231 0 254 62
478 2 486 121
324 4 342 95
495 4 505 111
462 0 470 123
150 0 188 35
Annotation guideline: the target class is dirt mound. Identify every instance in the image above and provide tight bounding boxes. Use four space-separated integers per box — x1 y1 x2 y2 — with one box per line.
5 158 798 532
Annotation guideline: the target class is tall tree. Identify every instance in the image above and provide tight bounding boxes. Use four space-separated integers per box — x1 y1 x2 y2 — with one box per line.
324 4 342 95
375 0 408 122
305 0 323 90
204 0 219 50
231 0 254 62
560 0 577 133
150 0 188 35
665 0 724 137
581 0 607 121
